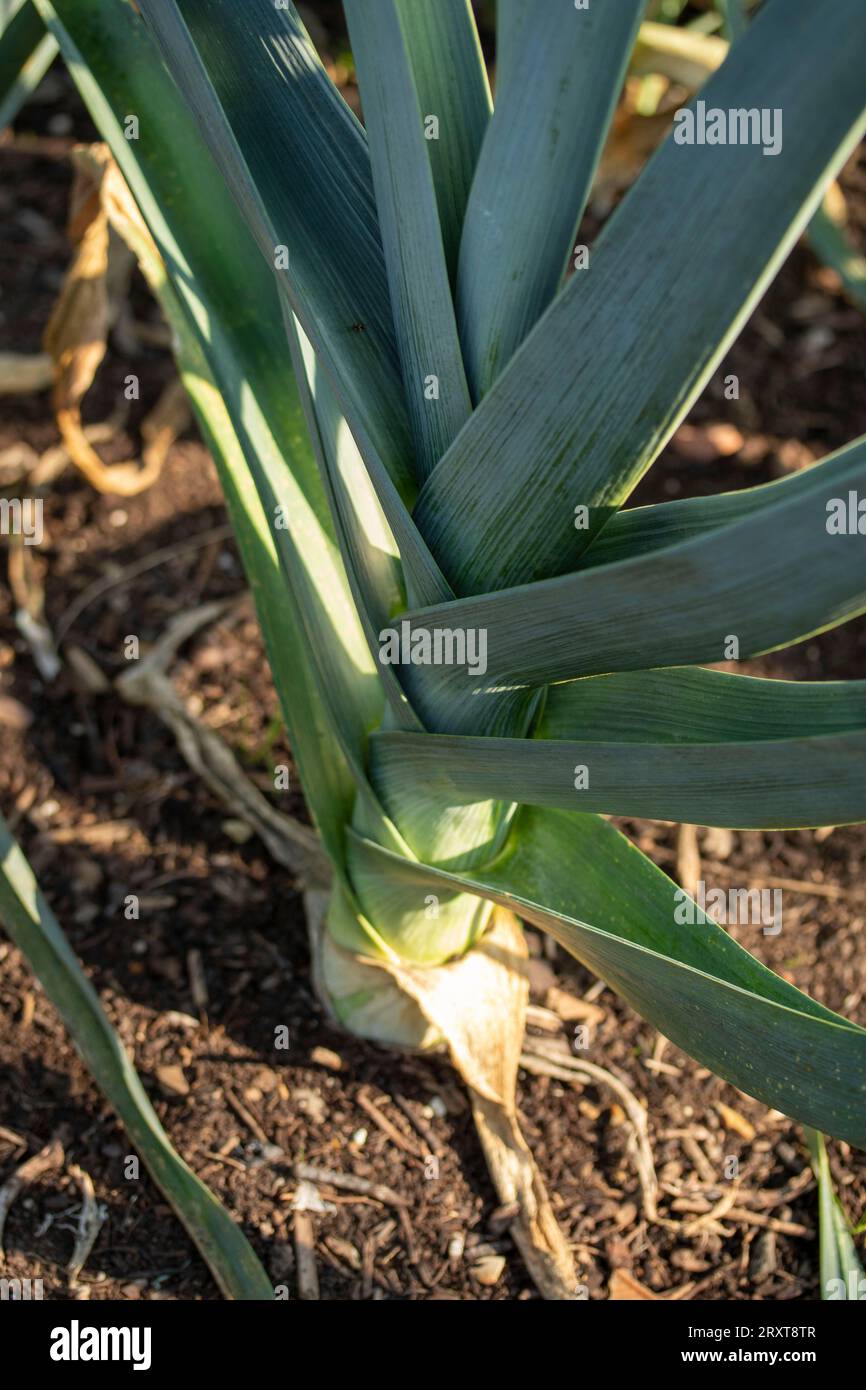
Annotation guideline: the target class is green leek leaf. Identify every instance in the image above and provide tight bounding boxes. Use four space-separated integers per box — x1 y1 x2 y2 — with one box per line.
0 0 56 129
415 0 866 592
347 809 866 1146
138 0 415 502
0 817 273 1299
806 1129 866 1299
399 434 866 697
457 0 643 398
386 0 490 282
344 0 473 480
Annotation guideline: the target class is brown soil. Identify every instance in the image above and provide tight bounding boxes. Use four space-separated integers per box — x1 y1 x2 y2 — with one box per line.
1 12 865 1303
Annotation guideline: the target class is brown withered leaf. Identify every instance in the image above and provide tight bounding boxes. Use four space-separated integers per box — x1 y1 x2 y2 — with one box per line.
43 145 188 496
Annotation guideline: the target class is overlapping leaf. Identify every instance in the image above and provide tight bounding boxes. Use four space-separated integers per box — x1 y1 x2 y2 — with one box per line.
138 0 415 501
806 1129 865 1298
384 0 490 282
347 810 866 1146
457 0 643 398
373 665 866 836
414 0 866 593
0 817 273 1299
0 0 55 128
344 0 472 480
399 436 866 704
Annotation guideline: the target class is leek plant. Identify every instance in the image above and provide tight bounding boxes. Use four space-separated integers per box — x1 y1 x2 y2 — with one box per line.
3 0 866 1298
806 1129 865 1301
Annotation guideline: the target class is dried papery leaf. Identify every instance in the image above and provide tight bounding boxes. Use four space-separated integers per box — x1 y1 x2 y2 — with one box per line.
43 144 186 496
676 823 701 901
314 904 577 1300
316 924 437 1052
116 602 331 889
0 1133 65 1252
7 537 61 681
66 1163 105 1285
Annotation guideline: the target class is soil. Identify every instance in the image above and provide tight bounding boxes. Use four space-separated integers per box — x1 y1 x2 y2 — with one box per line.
0 6 865 1302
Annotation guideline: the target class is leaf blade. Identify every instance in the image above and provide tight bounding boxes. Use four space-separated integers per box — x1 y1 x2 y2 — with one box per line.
138 0 415 501
400 435 866 696
347 810 866 1146
344 0 473 480
415 0 866 592
372 724 866 830
0 0 56 130
457 0 644 398
391 0 491 281
0 817 274 1299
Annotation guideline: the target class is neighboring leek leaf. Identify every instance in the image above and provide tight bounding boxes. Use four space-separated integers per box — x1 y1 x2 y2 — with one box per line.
347 810 866 1147
0 817 273 1299
399 434 866 697
387 0 491 282
373 668 866 838
414 0 866 592
289 313 421 732
806 1129 866 1299
717 0 748 44
540 668 866 742
34 0 398 877
808 184 866 317
494 0 530 101
576 451 841 569
457 0 644 399
344 0 473 481
138 0 415 503
632 22 866 321
0 0 56 129
371 724 866 829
